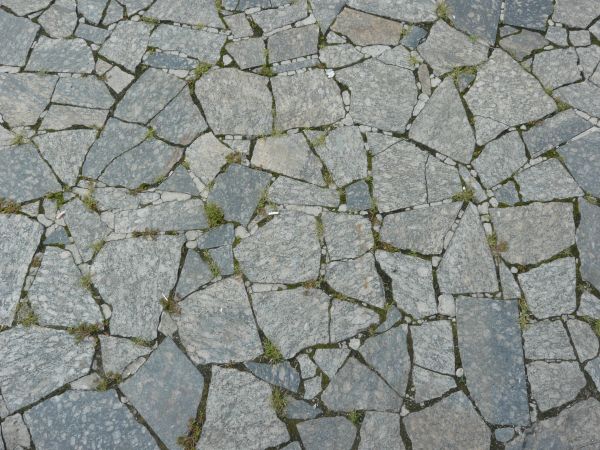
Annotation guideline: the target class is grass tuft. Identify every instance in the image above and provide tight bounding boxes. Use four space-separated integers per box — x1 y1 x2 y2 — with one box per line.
10 134 27 146
451 187 475 203
68 322 101 342
347 410 363 425
205 202 225 228
177 418 203 450
0 197 21 214
487 232 508 256
20 310 38 327
436 1 449 20
192 62 212 80
518 297 531 330
80 272 93 290
271 387 287 415
262 337 284 363
97 372 122 391
145 127 157 140
160 294 181 316
225 151 242 164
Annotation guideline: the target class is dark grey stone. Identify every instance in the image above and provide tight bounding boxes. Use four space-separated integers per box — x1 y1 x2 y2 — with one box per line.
26 37 94 73
345 180 371 211
197 224 235 249
297 417 356 450
176 250 213 297
145 52 196 70
524 110 592 158
245 361 300 392
504 0 553 30
0 73 57 127
158 166 200 195
401 25 428 49
150 90 207 146
560 129 600 198
208 245 234 276
447 0 501 44
577 199 600 291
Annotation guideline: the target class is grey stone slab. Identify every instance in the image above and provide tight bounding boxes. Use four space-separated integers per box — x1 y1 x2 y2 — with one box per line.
314 126 367 187
297 416 356 450
196 68 272 136
114 199 207 233
227 38 265 69
500 261 521 299
579 291 600 319
272 69 345 130
102 0 124 25
331 8 403 46
40 104 108 130
523 109 592 158
44 226 69 246
577 199 600 291
377 45 413 70
175 278 262 364
144 51 196 70
224 12 254 38
208 245 234 276
268 24 319 63
24 390 158 450
567 319 599 362
98 335 152 374
92 236 182 339
381 203 461 255
523 320 575 361
269 176 339 207
0 0 52 15
336 59 417 133
545 25 568 46
490 202 575 265
586 357 600 392
63 198 111 261
245 361 300 392
1 413 29 450
345 180 370 211
284 398 322 420
412 366 456 403
553 0 600 28
447 0 501 44
0 73 57 127
329 299 379 342
197 224 235 249
457 298 530 426
250 0 308 33
0 10 39 67
185 132 231 186
52 77 114 109
313 348 349 378
359 412 404 450
326 253 385 308
532 48 581 90
404 392 490 450
78 0 108 24
310 0 346 31
527 361 586 411
121 338 204 450
401 25 428 49
560 129 600 198
347 0 437 22
150 90 207 146
556 81 600 118
175 250 213 297
504 0 553 30
412 320 455 375
235 212 321 283
253 288 329 358
426 156 461 203
473 131 527 188
322 212 372 260
516 159 582 201
494 181 520 206
518 258 577 319
319 43 364 68
499 30 548 61
26 37 94 73
0 327 94 413
158 166 200 195
149 25 226 63
146 0 223 28
39 0 77 38
0 215 43 325
199 367 289 449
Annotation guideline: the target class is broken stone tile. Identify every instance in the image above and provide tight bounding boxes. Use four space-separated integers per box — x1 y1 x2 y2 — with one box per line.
426 159 461 203
0 11 39 67
224 12 254 38
555 81 600 118
99 335 152 374
268 24 319 63
331 8 403 46
347 0 437 22
576 199 600 291
319 43 364 68
358 412 404 450
146 0 223 28
40 104 108 130
518 258 577 319
176 250 213 297
401 25 428 49
322 212 372 260
92 236 182 340
499 29 548 61
579 291 600 319
447 0 501 44
208 245 234 276
311 0 346 31
345 180 371 211
412 366 456 403
494 182 520 206
150 90 207 145
114 199 207 233
185 132 231 186
251 0 308 33
269 176 339 207
523 320 576 361
315 126 367 187
53 77 114 109
326 253 385 308
285 399 321 420
38 0 77 38
199 367 289 449
313 348 349 378
532 48 581 90
377 45 413 70
63 198 111 261
297 416 356 450
553 0 600 28
149 24 226 63
158 166 200 195
227 38 265 69
500 261 521 299
1 413 30 450
24 390 158 450
329 299 379 342
0 0 52 15
473 131 527 188
490 202 575 265
560 129 600 198
504 0 553 30
27 37 94 73
0 326 94 413
527 361 586 412
586 357 600 392
516 159 582 201
567 319 599 362
78 0 108 24
245 361 300 392
196 68 272 136
0 73 57 127
336 59 417 133
197 224 235 250
411 320 455 375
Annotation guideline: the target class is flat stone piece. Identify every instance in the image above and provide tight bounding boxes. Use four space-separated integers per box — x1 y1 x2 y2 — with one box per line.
527 361 586 411
149 24 226 63
523 109 591 158
29 248 102 327
78 0 108 24
99 21 151 71
447 0 501 44
322 212 372 260
40 104 108 130
313 348 349 378
438 204 498 294
268 24 318 63
516 159 582 201
311 0 346 31
150 90 206 146
473 131 527 188
326 253 385 307
532 48 581 90
0 215 43 325
272 69 344 130
235 212 321 284
114 199 208 233
285 399 322 420
121 338 204 450
587 357 600 392
250 0 308 33
297 417 356 450
322 357 402 412
253 288 329 358
197 68 272 136
176 250 213 297
412 367 456 403
53 77 114 110
92 236 182 340
175 278 262 364
426 157 461 202
404 392 490 450
412 320 455 375
490 202 575 265
99 335 152 374
330 299 379 342
555 81 600 118
504 0 553 30
24 390 158 450
577 199 600 290
158 166 200 195
567 319 599 362
331 7 403 46
224 12 254 38
465 50 556 135
0 327 94 413
0 144 61 203
409 77 474 163
199 367 289 449
26 37 94 73
518 258 577 319
0 0 52 15
0 10 39 66
359 412 404 450
336 59 417 133
457 298 529 426
560 129 600 198
0 73 57 127
63 198 110 262
381 203 461 254
376 250 437 319
345 180 371 211
347 0 437 22
316 126 367 187
227 38 265 69
499 30 548 61
245 361 300 392
523 320 575 360
319 43 363 68
269 176 339 207
252 134 323 185
146 0 223 28
186 132 230 186
553 0 600 28
208 245 234 276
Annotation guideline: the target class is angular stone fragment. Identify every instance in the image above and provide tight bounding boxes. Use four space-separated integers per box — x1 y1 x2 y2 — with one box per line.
316 126 367 187
527 361 586 411
150 90 206 145
268 25 318 63
412 320 455 375
322 212 372 260
311 0 347 31
457 298 529 426
579 291 600 319
412 366 456 403
227 38 265 69
532 48 581 90
473 131 527 188
347 0 437 22
426 157 461 202
158 166 199 195
146 0 223 28
250 0 308 33
185 132 230 187
358 412 403 450
504 0 553 30
516 159 582 201
523 320 575 361
269 177 339 207
319 43 363 68
40 105 108 130
555 81 600 119
245 361 300 392
577 199 600 290
313 348 349 378
63 199 110 262
329 299 379 342
149 24 226 63
499 30 548 61
297 417 356 450
53 77 114 109
326 253 385 307
26 37 94 73
345 180 371 211
331 8 403 46
0 73 57 127
447 0 501 44
78 0 108 24
99 21 151 72
114 200 207 233
567 319 599 362
553 0 600 28
560 129 600 198
0 11 39 67
176 250 213 297
99 335 152 374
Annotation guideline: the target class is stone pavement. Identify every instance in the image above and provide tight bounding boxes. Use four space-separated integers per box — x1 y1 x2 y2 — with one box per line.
1 0 600 448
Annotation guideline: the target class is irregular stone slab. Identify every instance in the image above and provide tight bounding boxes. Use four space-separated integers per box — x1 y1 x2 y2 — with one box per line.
227 38 265 69
146 0 223 27
345 180 371 211
245 361 300 392
0 0 52 15
412 366 456 403
272 69 344 130
523 109 592 158
92 236 182 340
63 198 110 262
447 0 501 44
176 278 262 364
197 68 272 136
336 59 417 133
0 215 42 325
0 327 94 413
315 126 367 187
326 253 385 307
577 199 600 290
158 166 200 195
518 258 576 319
115 69 185 124
473 131 527 188
381 203 461 254
516 159 582 201
405 392 490 449
29 248 102 327
438 205 498 294
490 202 575 265
121 338 204 450
40 104 108 130
523 320 575 361
185 132 230 187
149 24 226 63
268 24 318 63
504 0 553 30
26 37 94 73
250 0 308 33
285 399 322 420
24 390 158 450
322 212 372 260
555 81 600 119
532 48 580 90
1 413 29 449
252 288 330 358
587 357 600 392
499 30 548 61
0 144 61 203
78 0 108 24
579 291 600 318
426 157 461 202
411 320 455 375
319 43 363 68
560 129 600 198
372 140 427 211
197 224 235 249
0 10 39 66
208 245 234 276
465 50 556 138
376 251 437 319
199 367 289 449
359 411 404 450
235 212 321 283
252 134 323 185
457 298 529 426
329 299 379 342
347 0 437 22
53 77 114 110
567 319 599 362
377 45 413 69
150 90 206 145
553 0 600 28
322 357 402 412
0 73 57 127
313 348 350 378
114 200 207 233
175 250 213 297
297 417 356 450
99 335 152 374
527 361 586 411
331 8 403 46
311 0 346 31
418 20 488 75
409 77 474 162
269 176 339 207
99 21 151 72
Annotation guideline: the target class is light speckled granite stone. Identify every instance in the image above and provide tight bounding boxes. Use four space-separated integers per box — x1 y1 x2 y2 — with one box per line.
297 416 356 450
0 11 39 67
326 253 385 307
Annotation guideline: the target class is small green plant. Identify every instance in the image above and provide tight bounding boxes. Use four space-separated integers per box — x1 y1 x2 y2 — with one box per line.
145 127 157 140
177 418 203 450
316 219 324 239
131 337 154 347
468 34 478 43
451 187 475 203
271 387 287 415
80 272 93 290
518 297 531 330
160 294 181 316
303 279 319 289
436 0 449 20
20 310 38 327
0 197 21 214
259 64 275 77
214 0 222 11
46 191 66 209
347 410 362 425
262 337 284 363
450 66 477 82
593 319 600 337
68 322 101 342
487 232 508 256
131 228 160 239
256 188 269 215
409 55 420 66
194 22 205 30
10 133 27 146
205 202 225 228
202 250 221 277
91 240 105 256
97 372 122 391
555 98 571 112
141 16 159 24
225 151 242 164
192 62 212 80
181 159 191 170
